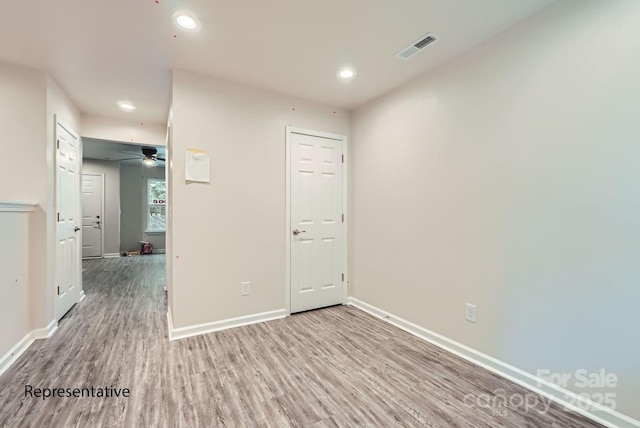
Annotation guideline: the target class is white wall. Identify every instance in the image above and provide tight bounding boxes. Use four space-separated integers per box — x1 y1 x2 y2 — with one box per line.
82 114 166 147
0 209 32 369
120 163 166 252
48 76 82 139
170 71 350 328
0 62 46 341
82 160 121 255
0 64 80 351
351 0 640 421
0 62 46 203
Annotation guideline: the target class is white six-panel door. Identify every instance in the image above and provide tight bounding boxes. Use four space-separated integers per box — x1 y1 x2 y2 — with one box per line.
289 129 345 313
81 174 103 258
56 121 81 320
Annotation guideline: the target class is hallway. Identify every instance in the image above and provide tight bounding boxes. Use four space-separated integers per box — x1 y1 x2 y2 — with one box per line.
0 255 166 426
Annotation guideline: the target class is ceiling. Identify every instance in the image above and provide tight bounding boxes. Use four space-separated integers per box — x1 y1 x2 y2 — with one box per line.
0 0 557 125
83 138 166 165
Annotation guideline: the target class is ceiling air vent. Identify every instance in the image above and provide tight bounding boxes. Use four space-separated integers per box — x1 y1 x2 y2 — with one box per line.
396 33 440 60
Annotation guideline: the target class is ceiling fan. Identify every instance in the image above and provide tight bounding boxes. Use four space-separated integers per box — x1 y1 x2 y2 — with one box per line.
117 146 165 165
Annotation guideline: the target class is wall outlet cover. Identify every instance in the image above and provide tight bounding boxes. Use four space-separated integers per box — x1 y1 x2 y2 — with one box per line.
465 303 477 323
241 281 250 296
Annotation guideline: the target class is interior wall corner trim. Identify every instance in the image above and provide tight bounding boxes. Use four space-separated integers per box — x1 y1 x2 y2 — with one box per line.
167 308 286 341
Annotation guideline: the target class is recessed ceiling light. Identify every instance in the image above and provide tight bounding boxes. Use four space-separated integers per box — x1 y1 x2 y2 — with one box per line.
117 101 136 112
338 68 356 79
174 11 199 31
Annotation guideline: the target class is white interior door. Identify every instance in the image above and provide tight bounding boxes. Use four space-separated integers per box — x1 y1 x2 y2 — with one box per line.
289 129 345 313
56 121 81 320
81 174 103 258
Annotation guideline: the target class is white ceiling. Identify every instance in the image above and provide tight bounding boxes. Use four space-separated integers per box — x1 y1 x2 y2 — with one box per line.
0 0 556 125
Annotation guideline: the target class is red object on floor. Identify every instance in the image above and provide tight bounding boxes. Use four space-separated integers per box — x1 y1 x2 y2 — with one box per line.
141 242 153 254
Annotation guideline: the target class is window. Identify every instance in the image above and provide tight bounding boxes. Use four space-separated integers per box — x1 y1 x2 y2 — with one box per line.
147 179 166 232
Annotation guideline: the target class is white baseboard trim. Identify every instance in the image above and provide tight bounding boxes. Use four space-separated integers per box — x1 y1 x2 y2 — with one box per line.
103 253 121 258
154 249 166 254
32 320 58 340
0 333 33 378
347 297 639 428
0 320 58 378
167 308 286 341
78 290 86 303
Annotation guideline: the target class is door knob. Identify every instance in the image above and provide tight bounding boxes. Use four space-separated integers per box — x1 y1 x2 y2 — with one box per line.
74 227 80 232
292 229 306 236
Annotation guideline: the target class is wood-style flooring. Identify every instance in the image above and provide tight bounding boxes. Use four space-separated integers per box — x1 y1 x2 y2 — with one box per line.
0 255 602 427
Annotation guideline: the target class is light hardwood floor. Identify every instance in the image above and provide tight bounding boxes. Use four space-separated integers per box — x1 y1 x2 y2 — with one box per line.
0 255 602 427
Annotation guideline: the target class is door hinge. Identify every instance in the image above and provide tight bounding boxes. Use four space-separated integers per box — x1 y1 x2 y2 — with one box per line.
342 213 344 223
56 139 59 149
57 286 60 295
342 273 344 282
342 154 344 163
57 212 60 222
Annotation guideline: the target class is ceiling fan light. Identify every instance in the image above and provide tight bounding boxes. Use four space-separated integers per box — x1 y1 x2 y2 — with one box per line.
143 157 156 166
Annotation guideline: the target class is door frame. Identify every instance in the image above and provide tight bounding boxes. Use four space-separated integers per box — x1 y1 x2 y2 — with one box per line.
54 117 84 321
285 126 348 315
81 172 105 259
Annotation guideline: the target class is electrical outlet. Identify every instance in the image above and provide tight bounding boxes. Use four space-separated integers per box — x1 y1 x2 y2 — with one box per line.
465 303 477 323
241 281 250 296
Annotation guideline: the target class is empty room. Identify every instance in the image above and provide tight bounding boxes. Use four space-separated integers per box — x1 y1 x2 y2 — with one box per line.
0 0 638 427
